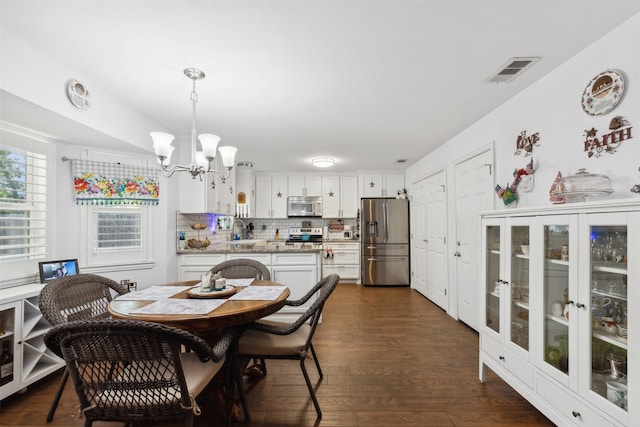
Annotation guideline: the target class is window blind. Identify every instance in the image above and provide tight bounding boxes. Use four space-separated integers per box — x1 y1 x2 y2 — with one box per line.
0 145 47 262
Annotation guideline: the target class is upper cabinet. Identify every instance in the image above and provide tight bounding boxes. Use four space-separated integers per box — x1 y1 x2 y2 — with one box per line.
255 175 288 218
359 173 405 198
288 176 322 197
322 176 358 218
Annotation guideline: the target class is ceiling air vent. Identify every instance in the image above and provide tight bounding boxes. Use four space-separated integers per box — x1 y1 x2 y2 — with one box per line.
486 57 540 83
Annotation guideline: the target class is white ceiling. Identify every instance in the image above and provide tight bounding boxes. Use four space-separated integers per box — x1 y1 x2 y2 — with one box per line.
2 1 640 173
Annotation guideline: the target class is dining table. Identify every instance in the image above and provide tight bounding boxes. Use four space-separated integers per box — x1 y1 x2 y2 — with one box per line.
107 279 289 422
107 279 290 337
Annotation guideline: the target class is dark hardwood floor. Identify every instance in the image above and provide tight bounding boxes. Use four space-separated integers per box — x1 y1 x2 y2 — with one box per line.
0 284 555 427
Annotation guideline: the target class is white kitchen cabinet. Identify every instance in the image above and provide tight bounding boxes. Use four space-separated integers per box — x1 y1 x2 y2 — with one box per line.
0 284 64 400
359 173 405 198
322 241 359 282
288 175 322 197
271 252 319 320
255 175 288 218
210 156 236 215
179 254 227 282
322 176 358 218
480 200 639 427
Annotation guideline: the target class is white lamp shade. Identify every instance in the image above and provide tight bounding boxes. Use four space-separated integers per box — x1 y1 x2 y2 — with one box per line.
150 132 175 157
198 133 220 159
218 146 237 168
157 146 175 165
195 151 209 168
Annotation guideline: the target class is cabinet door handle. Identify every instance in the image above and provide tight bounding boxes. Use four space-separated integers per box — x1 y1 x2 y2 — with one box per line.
576 302 585 309
499 355 505 361
566 300 574 305
571 411 581 418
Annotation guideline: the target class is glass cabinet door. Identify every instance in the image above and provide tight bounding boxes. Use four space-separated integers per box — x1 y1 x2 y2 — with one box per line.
485 224 501 334
509 223 530 351
589 224 628 412
541 220 574 380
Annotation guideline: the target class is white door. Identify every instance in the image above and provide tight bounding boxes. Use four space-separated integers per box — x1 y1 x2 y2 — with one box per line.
455 148 494 331
410 178 428 296
425 170 448 310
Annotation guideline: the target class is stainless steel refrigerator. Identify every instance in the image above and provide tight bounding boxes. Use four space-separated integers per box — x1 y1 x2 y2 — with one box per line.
360 198 410 286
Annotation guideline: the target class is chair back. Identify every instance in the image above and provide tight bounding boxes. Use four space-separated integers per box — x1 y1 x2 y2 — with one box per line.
289 274 339 338
252 274 339 348
44 319 217 424
39 273 129 325
210 258 271 280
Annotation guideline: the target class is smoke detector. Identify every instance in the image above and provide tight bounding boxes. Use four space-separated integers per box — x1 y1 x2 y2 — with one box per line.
486 57 540 83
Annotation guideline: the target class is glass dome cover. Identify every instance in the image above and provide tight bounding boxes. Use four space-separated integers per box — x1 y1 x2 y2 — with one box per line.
557 168 613 202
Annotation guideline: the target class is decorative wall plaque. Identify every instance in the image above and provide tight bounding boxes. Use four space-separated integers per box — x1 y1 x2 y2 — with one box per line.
581 70 624 116
514 130 540 156
583 116 632 158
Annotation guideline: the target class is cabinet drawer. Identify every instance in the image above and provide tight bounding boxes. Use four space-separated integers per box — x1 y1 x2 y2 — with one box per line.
323 242 359 250
272 252 317 265
323 264 359 279
481 334 533 387
226 253 272 264
180 254 226 266
535 373 615 427
323 250 359 265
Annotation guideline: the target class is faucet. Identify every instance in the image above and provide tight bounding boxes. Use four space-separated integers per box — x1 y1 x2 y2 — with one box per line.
231 218 246 240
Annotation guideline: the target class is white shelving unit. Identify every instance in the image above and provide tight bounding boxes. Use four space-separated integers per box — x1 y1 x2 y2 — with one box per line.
0 283 64 400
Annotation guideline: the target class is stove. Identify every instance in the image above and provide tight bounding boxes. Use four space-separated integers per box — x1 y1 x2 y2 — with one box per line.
287 227 323 248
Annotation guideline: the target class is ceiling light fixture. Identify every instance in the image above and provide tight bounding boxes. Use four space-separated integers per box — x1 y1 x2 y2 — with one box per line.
311 157 335 168
151 68 237 181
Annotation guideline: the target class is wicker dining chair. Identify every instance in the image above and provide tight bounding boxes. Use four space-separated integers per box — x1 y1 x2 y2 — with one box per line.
44 319 235 427
38 273 130 422
237 274 340 418
209 258 270 280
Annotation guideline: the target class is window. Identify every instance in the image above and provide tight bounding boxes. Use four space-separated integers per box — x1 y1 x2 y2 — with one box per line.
0 144 47 261
80 151 153 271
94 210 142 252
0 129 54 285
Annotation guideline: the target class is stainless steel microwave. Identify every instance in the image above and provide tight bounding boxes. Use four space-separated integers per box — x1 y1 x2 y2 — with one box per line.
287 196 322 217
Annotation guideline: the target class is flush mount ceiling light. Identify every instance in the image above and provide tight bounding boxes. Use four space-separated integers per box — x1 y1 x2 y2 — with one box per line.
311 158 335 168
151 68 237 181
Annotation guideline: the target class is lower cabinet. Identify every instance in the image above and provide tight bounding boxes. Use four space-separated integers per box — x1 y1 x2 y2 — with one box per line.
322 242 359 282
179 251 321 322
480 200 638 427
0 284 65 400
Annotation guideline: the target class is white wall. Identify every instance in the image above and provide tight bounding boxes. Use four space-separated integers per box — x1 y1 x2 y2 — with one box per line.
406 12 639 320
407 13 640 204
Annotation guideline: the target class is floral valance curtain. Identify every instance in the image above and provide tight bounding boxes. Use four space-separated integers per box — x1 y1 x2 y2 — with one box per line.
72 159 160 205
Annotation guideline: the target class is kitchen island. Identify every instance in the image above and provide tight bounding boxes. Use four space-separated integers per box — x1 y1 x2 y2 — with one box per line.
178 242 322 322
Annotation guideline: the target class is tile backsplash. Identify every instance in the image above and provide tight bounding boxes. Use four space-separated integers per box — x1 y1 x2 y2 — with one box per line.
176 212 357 248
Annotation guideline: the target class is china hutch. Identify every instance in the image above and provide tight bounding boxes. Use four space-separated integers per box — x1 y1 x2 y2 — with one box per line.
480 199 638 427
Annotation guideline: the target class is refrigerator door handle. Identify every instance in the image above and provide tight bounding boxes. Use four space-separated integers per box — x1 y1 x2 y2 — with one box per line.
383 201 389 241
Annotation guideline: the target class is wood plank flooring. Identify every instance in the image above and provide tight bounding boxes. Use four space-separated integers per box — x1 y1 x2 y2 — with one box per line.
0 284 555 427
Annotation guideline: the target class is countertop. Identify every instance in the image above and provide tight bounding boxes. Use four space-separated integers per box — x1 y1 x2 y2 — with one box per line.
177 243 322 255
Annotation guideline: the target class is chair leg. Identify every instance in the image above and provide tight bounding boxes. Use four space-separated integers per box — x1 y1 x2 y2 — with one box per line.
260 357 267 375
300 359 322 418
309 343 323 378
46 367 69 422
233 355 251 422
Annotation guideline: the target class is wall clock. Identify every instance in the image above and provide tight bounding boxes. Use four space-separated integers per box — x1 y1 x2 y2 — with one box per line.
67 80 91 110
581 70 624 116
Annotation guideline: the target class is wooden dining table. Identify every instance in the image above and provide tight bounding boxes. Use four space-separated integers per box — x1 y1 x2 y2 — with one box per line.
107 279 290 337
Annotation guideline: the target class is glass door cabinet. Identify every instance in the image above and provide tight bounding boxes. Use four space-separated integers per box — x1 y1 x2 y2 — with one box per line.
481 201 639 427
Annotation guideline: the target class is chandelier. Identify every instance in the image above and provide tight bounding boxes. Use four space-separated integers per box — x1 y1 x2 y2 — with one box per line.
150 68 237 181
